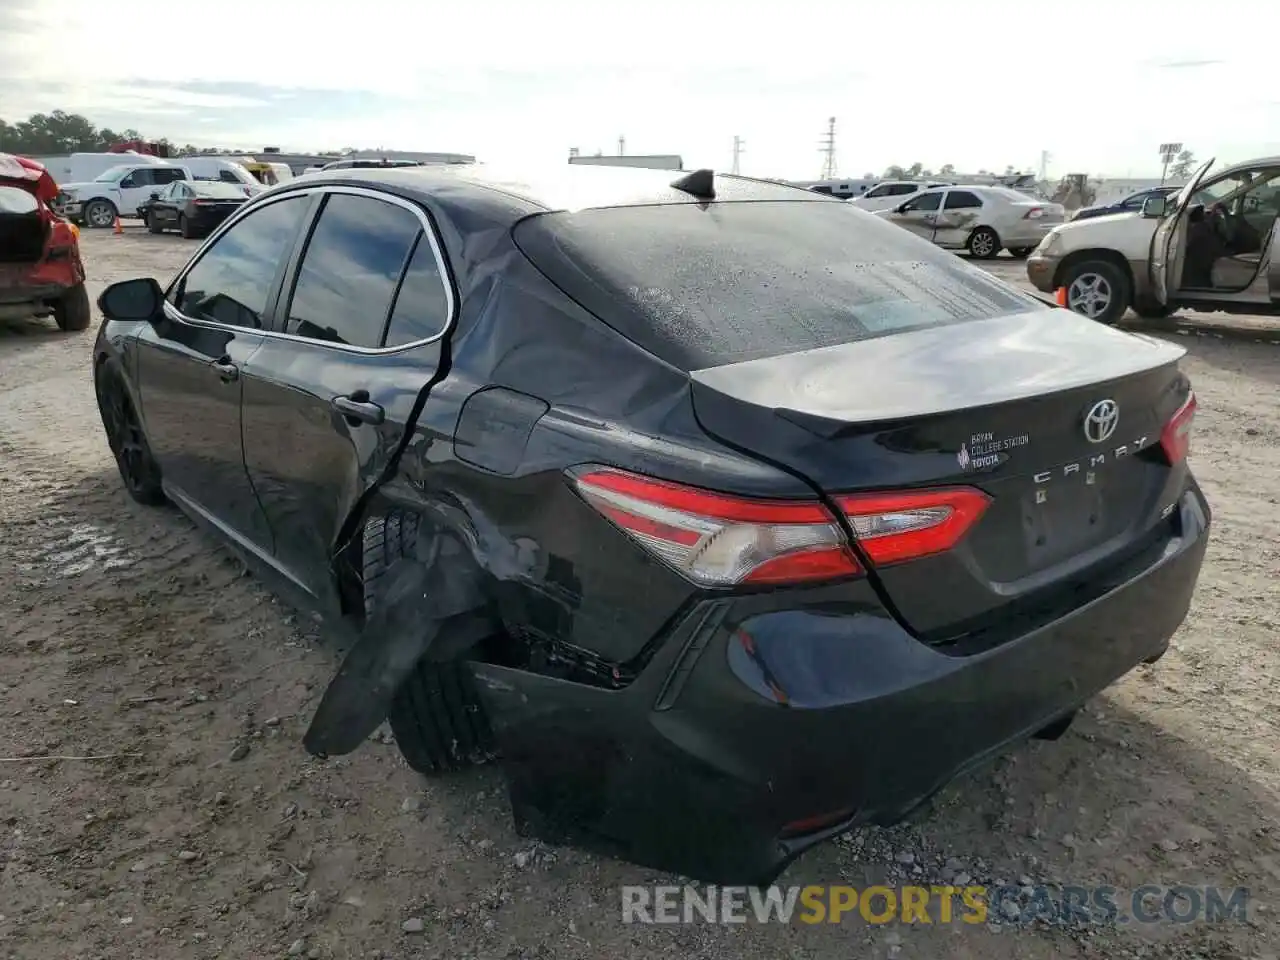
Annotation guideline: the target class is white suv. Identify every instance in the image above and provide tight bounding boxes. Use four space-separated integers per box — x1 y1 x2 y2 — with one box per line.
59 163 191 228
1027 156 1280 325
849 180 953 213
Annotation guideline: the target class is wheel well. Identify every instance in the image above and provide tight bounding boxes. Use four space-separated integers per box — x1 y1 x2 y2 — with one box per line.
1053 248 1134 292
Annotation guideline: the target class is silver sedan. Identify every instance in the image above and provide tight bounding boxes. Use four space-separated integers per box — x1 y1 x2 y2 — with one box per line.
874 185 1066 260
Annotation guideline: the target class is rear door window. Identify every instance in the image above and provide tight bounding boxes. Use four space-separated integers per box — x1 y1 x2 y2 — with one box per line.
514 200 1043 370
382 234 453 347
943 190 983 209
283 193 421 348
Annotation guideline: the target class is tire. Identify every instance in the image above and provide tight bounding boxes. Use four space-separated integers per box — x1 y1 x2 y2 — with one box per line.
94 361 166 506
53 282 92 332
967 226 1001 259
179 214 195 239
1061 259 1131 325
372 512 496 774
1007 246 1033 259
1132 300 1177 320
84 199 116 229
147 212 164 234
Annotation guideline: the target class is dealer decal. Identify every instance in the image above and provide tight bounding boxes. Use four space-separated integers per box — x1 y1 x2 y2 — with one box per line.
957 430 1029 472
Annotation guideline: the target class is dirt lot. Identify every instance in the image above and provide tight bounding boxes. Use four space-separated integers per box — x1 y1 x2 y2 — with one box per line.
1 227 1277 960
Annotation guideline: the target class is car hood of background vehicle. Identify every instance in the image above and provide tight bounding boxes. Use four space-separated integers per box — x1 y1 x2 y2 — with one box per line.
1050 210 1157 259
58 182 115 195
690 308 1186 427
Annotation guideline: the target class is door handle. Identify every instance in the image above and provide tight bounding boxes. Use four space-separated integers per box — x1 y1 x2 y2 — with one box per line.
332 393 385 426
211 359 239 382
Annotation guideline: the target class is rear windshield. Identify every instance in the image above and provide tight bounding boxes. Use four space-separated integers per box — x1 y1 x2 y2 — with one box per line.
0 185 39 214
514 200 1044 369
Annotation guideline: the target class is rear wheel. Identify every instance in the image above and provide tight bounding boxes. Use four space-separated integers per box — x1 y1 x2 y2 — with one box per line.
53 283 92 332
1007 246 1033 259
179 214 196 239
95 361 165 505
967 227 1000 259
1062 259 1130 325
84 199 116 229
372 512 496 774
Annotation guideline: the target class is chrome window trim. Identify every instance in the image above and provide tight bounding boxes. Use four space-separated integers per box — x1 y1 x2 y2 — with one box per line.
163 183 457 355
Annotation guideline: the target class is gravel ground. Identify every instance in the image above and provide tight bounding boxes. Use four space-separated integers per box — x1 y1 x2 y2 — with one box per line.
1 227 1277 960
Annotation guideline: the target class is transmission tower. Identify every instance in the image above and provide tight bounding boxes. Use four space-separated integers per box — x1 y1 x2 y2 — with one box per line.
618 135 626 156
819 117 837 179
732 135 744 174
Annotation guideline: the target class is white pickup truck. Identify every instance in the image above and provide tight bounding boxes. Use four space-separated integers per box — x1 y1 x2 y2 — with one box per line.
58 161 192 229
1026 157 1280 324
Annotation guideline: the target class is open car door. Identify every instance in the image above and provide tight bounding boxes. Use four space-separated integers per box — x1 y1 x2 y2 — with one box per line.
1149 157 1215 305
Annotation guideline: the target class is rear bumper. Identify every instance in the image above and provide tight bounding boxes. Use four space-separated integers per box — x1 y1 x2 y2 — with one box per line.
473 483 1210 883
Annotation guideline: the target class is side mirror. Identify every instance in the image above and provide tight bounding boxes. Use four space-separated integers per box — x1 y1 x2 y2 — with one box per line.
98 278 164 322
1141 196 1168 218
894 203 910 214
150 191 160 199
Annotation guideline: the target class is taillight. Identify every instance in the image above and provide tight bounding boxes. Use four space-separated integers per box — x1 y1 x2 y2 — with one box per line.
571 469 992 587
836 488 991 565
572 469 860 586
1023 207 1045 219
1160 391 1197 464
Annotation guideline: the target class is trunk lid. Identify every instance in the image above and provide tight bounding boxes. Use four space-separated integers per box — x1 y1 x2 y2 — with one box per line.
690 310 1191 639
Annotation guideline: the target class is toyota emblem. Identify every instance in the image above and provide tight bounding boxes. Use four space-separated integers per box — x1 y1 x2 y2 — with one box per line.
1083 399 1119 444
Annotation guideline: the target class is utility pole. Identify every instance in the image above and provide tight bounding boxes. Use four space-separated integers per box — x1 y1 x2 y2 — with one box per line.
618 135 626 156
1039 150 1052 182
819 117 837 180
732 135 744 175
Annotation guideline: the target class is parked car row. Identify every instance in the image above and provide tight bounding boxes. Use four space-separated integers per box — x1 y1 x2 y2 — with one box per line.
52 155 290 229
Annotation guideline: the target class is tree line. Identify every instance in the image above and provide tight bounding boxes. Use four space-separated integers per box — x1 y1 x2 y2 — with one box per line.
0 109 214 156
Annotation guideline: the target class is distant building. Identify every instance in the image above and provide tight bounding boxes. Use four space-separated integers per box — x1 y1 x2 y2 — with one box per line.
568 153 683 171
348 149 474 165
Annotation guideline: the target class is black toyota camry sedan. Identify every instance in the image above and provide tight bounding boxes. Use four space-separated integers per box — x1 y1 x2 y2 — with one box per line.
91 164 1210 883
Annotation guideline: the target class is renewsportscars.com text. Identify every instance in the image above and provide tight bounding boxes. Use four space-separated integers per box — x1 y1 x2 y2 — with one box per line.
621 884 1250 926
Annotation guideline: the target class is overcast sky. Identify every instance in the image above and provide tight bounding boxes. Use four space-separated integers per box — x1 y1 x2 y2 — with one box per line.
2 0 1277 180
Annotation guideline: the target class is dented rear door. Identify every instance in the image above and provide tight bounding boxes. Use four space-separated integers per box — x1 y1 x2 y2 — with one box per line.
240 188 457 610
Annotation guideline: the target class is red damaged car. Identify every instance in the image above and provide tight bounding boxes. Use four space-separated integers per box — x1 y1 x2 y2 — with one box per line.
0 153 91 331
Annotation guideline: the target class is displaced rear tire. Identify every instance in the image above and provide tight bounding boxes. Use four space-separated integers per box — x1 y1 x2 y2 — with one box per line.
179 214 195 239
1062 259 1130 325
967 227 1001 259
147 212 164 234
53 282 92 332
371 511 496 774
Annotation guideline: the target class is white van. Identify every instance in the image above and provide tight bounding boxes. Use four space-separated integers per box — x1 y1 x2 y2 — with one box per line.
59 161 192 228
179 157 263 195
67 152 176 185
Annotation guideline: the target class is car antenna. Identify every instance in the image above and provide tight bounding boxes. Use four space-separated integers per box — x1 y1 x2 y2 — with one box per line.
670 168 716 200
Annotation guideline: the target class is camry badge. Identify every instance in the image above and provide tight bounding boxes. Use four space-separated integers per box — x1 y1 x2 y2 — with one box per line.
1083 399 1119 444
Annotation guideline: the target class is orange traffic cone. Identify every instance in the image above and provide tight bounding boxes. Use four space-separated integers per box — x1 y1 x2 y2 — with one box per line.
1054 287 1068 307
113 215 123 235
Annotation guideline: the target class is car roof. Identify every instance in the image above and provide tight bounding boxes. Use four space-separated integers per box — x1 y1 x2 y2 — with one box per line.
301 163 824 215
